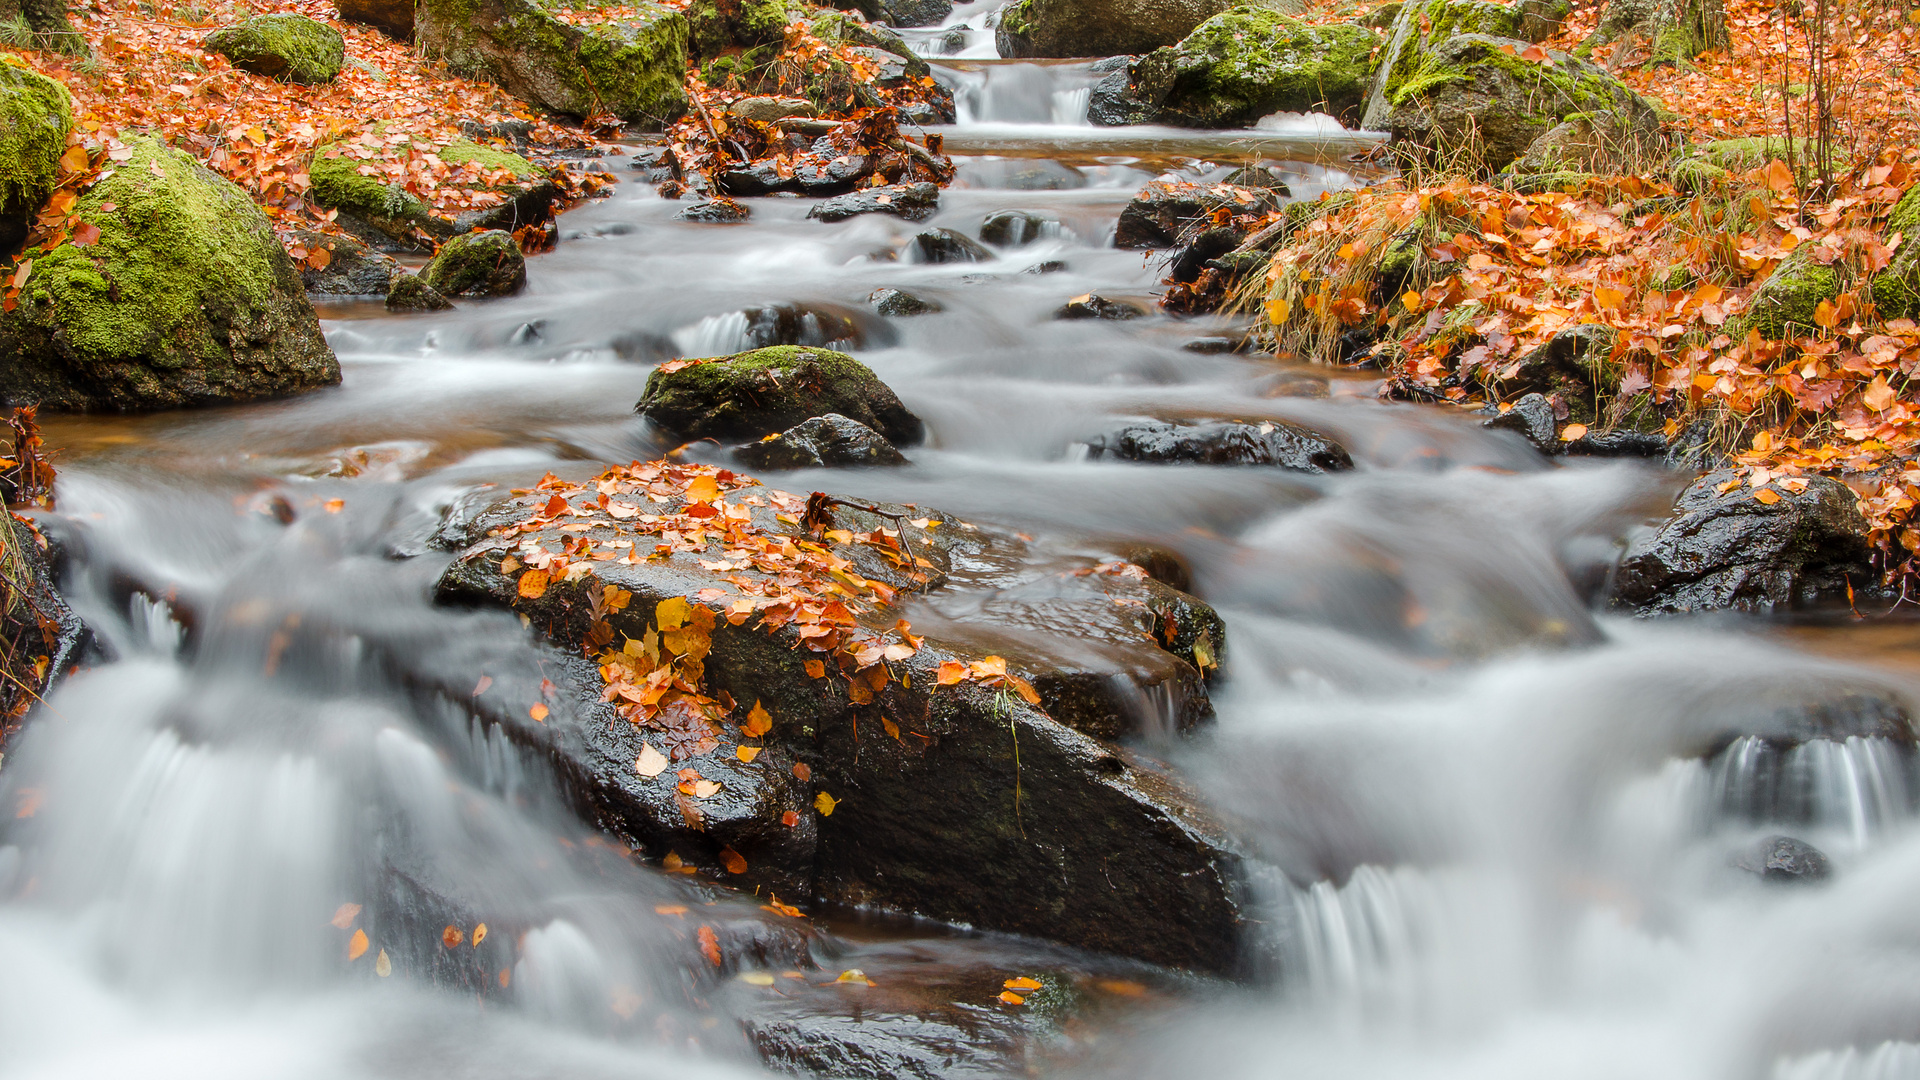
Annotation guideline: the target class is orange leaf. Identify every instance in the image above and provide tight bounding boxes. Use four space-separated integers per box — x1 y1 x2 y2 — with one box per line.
1005 675 1042 706
737 745 762 763
698 925 722 967
348 929 370 960
59 145 87 173
443 925 464 948
1004 977 1042 990
1753 488 1782 505
804 659 826 679
472 923 488 947
330 903 362 929
718 846 748 874
685 476 720 503
792 762 812 781
936 661 968 686
1560 423 1589 441
781 810 800 827
998 991 1026 1005
1863 374 1896 412
518 569 550 599
655 904 688 915
744 700 772 737
529 703 549 722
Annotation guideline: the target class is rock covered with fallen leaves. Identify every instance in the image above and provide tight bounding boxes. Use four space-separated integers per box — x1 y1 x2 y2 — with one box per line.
637 345 923 446
433 461 1248 973
0 136 339 411
309 137 559 253
1116 176 1287 251
0 57 71 254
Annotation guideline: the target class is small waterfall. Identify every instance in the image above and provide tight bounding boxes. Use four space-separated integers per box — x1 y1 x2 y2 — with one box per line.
669 311 751 357
939 61 1100 126
1706 735 1918 846
1775 1042 1920 1080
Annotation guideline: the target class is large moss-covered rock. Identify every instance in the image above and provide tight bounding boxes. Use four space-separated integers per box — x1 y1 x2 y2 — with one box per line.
0 137 339 411
1730 247 1840 341
0 59 71 255
1358 0 1568 130
687 0 790 61
1384 33 1660 173
204 14 346 85
309 139 558 252
416 0 689 127
1870 183 1920 321
420 229 527 297
995 0 1238 59
1505 109 1667 176
1128 9 1378 127
0 0 86 54
638 346 924 445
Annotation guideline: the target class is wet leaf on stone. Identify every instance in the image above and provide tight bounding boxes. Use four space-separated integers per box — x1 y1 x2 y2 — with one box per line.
698 925 722 967
518 569 550 599
814 792 838 816
718 846 747 873
636 743 669 777
443 925 464 948
330 903 362 929
743 700 772 737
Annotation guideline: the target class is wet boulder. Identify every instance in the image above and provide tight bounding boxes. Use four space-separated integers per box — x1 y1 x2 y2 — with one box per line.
1087 54 1160 126
1503 109 1668 178
433 468 1250 974
729 301 879 352
309 139 558 254
675 197 752 223
420 229 526 298
687 0 788 60
416 0 688 127
1609 469 1874 615
1086 419 1353 473
979 209 1055 248
807 182 940 223
0 136 340 411
204 14 345 84
637 345 925 445
1385 34 1661 173
1128 10 1378 128
292 230 400 296
0 59 72 256
995 0 1238 58
1114 177 1285 249
1480 392 1557 452
0 511 87 730
1054 293 1144 320
725 95 816 124
1731 247 1840 341
309 147 450 252
437 140 563 235
733 413 909 470
336 0 413 39
1360 0 1570 130
385 272 454 312
869 287 942 316
1732 835 1832 884
879 0 951 26
910 228 993 264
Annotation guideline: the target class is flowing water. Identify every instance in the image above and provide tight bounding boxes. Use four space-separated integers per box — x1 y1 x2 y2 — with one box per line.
7 58 1920 1080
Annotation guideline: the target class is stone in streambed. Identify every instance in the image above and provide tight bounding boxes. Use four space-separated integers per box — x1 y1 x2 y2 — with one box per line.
385 272 454 312
1087 419 1352 473
979 209 1055 248
1733 835 1831 884
1129 9 1378 128
675 198 751 223
0 58 73 256
724 95 817 124
1115 178 1285 250
292 230 400 296
0 511 86 718
1608 469 1873 615
995 0 1239 58
1054 293 1143 320
733 413 908 470
0 136 339 411
637 345 924 445
910 228 992 264
879 0 952 27
420 229 526 297
807 182 939 223
869 287 941 316
1088 54 1160 126
204 14 345 84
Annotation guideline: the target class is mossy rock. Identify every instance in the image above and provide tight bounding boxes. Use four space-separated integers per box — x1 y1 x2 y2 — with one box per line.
0 136 339 411
995 0 1240 58
0 58 72 253
1384 33 1660 173
204 14 346 84
421 229 526 297
687 0 791 60
1130 8 1378 128
1870 183 1920 320
1359 0 1564 129
1729 247 1839 340
1666 137 1827 191
385 271 453 311
636 345 924 445
416 0 688 127
1507 110 1667 175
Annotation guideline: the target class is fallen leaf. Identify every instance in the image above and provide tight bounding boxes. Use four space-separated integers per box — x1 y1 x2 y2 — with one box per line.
473 923 488 947
836 968 871 985
718 846 748 873
656 596 692 630
1560 423 1589 441
744 700 772 737
1096 979 1147 997
998 991 1026 1005
529 703 549 722
936 661 968 686
499 968 511 988
781 810 799 826
698 925 722 966
814 792 838 816
518 569 550 599
324 498 344 514
348 929 370 960
693 779 722 798
443 925 464 948
635 743 669 777
1004 976 1043 990
330 903 362 930
472 675 493 696
792 762 812 781
375 949 392 977
1864 374 1896 412
1005 675 1042 705
1753 487 1783 504
738 971 776 986
736 745 762 763
685 476 720 503
655 904 688 915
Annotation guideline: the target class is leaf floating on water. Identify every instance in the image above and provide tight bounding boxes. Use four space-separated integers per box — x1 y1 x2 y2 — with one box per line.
635 743 669 777
743 700 772 738
1004 977 1042 990
443 925 465 948
792 762 812 782
472 923 488 947
698 925 722 967
718 846 748 874
348 929 370 961
835 968 872 986
998 991 1026 1005
1096 979 1147 997
529 703 549 722
331 903 362 930
736 745 762 763
739 971 776 986
324 499 345 514
814 792 838 816
518 569 549 599
762 895 802 917
472 676 492 697
655 904 688 916
375 949 392 977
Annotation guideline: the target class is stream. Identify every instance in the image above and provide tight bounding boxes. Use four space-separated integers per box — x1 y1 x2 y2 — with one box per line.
8 32 1920 1080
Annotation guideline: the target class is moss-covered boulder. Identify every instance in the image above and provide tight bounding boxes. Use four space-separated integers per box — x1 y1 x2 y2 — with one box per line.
1505 110 1667 176
1578 0 1725 70
420 229 526 297
637 345 924 445
0 59 72 255
309 139 557 252
0 137 339 411
416 0 688 127
0 0 88 54
336 0 413 40
1129 9 1378 128
1729 248 1840 341
1870 183 1920 321
1384 34 1660 173
385 272 453 312
995 0 1239 59
1665 137 1818 193
204 14 346 85
1358 0 1568 130
687 0 790 61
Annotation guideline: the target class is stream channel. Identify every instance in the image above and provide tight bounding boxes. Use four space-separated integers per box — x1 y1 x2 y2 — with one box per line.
9 19 1920 1080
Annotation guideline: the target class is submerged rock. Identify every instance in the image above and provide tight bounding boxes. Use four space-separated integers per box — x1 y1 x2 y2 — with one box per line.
292 230 400 296
0 136 340 411
733 413 908 469
0 59 72 256
1130 9 1378 128
1732 835 1832 883
1114 177 1285 249
385 272 454 312
637 345 924 444
1054 293 1144 320
979 209 1056 248
869 287 942 316
416 0 688 126
1609 469 1873 615
675 197 752 223
910 228 993 264
807 182 939 223
1087 419 1353 473
996 0 1237 57
204 14 345 84
420 230 526 298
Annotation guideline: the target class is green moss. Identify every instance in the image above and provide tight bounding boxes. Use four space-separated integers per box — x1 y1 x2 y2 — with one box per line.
0 57 71 215
999 0 1033 36
439 139 540 179
1668 155 1727 193
637 345 922 444
1885 183 1920 237
421 229 525 296
1497 169 1596 194
1735 249 1840 339
1142 8 1378 127
1372 0 1520 110
309 147 436 225
203 13 345 84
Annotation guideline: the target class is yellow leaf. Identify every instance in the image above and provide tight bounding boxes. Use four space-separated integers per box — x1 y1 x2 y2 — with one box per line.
635 743 669 777
1753 488 1782 505
835 968 869 984
375 949 392 977
348 929 369 960
1004 977 1042 990
59 145 88 173
1265 295 1291 324
684 476 720 503
1560 423 1589 441
814 792 839 816
517 569 549 599
736 745 762 763
738 972 776 986
656 596 692 631
473 923 488 947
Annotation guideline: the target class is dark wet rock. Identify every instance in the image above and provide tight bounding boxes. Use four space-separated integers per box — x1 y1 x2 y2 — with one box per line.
979 209 1056 248
293 230 399 296
1054 293 1144 321
726 95 817 123
734 301 880 351
336 0 413 38
416 0 688 126
204 14 345 84
1024 260 1068 274
996 0 1238 58
1167 226 1244 284
384 273 454 312
1220 165 1293 192
1114 178 1285 250
1733 835 1832 883
434 483 1250 975
0 137 339 412
675 197 752 223
733 413 908 470
879 0 951 26
1086 419 1353 473
870 287 942 316
1129 9 1378 128
421 230 526 298
1491 323 1619 425
910 228 993 264
637 345 924 445
1182 336 1242 354
1564 429 1666 457
1480 392 1558 453
1088 55 1160 126
0 61 71 257
0 512 88 733
808 182 940 222
718 161 797 196
1609 469 1874 615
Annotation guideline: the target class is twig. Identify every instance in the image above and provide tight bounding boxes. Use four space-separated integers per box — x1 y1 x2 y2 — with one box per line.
803 492 931 591
690 93 750 163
